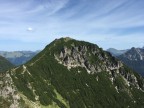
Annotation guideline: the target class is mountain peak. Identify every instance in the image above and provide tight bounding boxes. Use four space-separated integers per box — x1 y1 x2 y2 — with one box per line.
122 47 144 61
131 47 138 51
62 37 73 41
118 47 144 76
1 38 144 108
54 37 73 42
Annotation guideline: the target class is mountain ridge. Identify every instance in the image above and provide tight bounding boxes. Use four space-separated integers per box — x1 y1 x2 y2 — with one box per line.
1 37 144 108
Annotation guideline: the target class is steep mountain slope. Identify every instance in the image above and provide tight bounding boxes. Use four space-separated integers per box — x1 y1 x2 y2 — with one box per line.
0 56 14 72
118 47 144 76
1 37 144 108
107 48 128 56
0 56 15 107
0 51 39 66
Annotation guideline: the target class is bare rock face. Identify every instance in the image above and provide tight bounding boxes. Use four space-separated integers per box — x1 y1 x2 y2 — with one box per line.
56 45 119 73
55 44 121 72
0 72 21 108
55 43 144 91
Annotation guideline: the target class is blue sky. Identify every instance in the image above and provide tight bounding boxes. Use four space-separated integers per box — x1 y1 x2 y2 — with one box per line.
0 0 144 51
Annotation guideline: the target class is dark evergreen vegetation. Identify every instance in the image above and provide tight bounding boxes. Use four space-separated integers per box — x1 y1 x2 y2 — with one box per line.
9 38 144 108
0 56 14 72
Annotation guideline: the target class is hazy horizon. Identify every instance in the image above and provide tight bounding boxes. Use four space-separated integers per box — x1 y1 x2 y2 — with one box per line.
0 0 144 51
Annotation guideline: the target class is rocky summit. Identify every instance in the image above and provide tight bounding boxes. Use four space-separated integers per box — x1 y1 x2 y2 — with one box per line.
1 37 144 108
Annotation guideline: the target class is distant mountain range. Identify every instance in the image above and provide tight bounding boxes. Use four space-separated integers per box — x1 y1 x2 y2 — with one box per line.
118 47 144 76
107 48 128 56
107 47 144 76
0 51 40 66
1 37 144 108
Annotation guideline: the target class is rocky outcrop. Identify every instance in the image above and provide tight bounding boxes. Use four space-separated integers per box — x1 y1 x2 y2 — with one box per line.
55 44 144 91
55 45 121 73
0 72 21 108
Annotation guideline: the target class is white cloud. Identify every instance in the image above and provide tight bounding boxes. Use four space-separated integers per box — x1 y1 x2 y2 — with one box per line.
27 27 33 31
